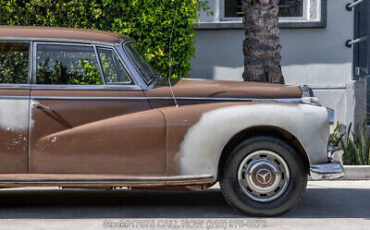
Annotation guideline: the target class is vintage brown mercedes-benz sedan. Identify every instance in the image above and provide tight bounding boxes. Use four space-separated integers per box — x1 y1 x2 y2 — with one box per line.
0 26 343 216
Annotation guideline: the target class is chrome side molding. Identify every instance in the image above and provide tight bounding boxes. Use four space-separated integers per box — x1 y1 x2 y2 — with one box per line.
0 174 214 182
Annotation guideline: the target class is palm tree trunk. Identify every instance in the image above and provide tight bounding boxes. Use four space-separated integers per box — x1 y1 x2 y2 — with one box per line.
241 0 284 84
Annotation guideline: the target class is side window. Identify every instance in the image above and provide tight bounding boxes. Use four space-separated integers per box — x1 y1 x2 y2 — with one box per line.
97 48 131 84
36 44 102 85
0 42 29 84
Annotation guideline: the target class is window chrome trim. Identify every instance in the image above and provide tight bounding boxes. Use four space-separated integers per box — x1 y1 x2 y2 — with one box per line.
32 41 37 84
96 46 134 85
28 41 33 84
118 42 147 89
93 45 106 85
34 42 103 86
0 39 143 90
0 40 32 85
31 41 142 90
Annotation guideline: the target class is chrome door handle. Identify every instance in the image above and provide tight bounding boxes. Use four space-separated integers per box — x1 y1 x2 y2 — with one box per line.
32 101 50 110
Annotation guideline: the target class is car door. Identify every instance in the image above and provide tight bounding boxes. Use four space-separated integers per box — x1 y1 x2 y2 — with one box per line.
29 42 166 175
0 41 31 173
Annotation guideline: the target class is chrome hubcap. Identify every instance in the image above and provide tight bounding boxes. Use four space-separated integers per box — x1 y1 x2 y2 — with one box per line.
237 150 290 202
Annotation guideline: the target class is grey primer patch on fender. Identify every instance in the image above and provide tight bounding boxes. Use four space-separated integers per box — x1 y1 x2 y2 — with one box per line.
0 100 31 131
175 104 329 178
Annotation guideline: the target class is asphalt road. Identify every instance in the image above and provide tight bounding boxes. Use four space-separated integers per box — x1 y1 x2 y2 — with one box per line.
0 181 369 230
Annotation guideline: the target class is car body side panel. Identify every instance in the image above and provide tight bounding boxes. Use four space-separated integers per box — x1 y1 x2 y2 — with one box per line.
162 102 329 178
0 88 30 173
29 89 166 175
31 108 166 175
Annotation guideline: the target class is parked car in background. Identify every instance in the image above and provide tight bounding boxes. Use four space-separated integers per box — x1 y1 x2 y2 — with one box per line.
0 26 344 216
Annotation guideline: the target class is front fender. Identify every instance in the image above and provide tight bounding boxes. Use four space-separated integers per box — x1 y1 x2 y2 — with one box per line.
162 102 329 178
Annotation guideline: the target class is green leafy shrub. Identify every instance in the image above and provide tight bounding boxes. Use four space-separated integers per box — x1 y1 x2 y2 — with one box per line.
330 121 370 165
0 43 29 83
0 0 210 78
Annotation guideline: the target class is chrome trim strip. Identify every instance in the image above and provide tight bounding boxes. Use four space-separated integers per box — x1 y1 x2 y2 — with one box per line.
30 84 142 91
28 96 303 102
0 174 214 183
0 83 140 91
0 84 32 89
162 97 303 102
0 94 303 103
0 96 29 100
31 96 146 100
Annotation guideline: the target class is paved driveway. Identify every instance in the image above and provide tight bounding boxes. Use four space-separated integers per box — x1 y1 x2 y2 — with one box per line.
0 181 369 230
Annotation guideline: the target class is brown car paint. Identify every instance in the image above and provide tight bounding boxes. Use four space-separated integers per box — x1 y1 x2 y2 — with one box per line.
147 78 301 99
0 26 127 44
30 88 167 175
0 26 305 188
145 78 301 109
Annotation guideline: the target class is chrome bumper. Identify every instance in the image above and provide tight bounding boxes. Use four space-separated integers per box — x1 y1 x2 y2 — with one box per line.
310 149 345 180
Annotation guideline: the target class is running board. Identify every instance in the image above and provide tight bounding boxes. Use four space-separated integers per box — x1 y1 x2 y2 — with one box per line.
0 174 215 188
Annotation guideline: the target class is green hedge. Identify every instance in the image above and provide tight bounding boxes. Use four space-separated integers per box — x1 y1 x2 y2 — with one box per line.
0 0 209 78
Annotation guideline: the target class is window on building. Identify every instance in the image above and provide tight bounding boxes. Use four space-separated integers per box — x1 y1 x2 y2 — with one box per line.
0 42 30 84
36 44 103 85
224 0 304 18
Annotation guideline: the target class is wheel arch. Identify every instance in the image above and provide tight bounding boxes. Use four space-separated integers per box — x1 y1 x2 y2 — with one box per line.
217 126 310 180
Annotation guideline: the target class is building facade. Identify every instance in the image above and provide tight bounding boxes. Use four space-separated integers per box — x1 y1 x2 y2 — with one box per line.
190 0 369 131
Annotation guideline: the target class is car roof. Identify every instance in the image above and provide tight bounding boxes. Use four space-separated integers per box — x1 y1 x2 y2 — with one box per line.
0 26 131 44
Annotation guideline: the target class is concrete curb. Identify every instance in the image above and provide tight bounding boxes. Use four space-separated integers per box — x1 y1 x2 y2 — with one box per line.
339 165 370 180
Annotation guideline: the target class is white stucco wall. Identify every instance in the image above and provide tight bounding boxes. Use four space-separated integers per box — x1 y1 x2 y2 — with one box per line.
190 0 355 125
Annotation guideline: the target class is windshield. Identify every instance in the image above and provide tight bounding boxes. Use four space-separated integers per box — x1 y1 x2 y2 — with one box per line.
124 42 158 85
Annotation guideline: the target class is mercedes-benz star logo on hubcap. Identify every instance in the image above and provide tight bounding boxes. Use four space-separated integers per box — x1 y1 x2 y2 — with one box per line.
256 169 272 185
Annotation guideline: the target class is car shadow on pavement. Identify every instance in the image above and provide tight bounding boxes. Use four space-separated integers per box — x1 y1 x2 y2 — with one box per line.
0 188 368 219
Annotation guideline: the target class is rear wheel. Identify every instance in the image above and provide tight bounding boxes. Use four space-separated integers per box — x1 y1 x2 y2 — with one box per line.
220 136 307 216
